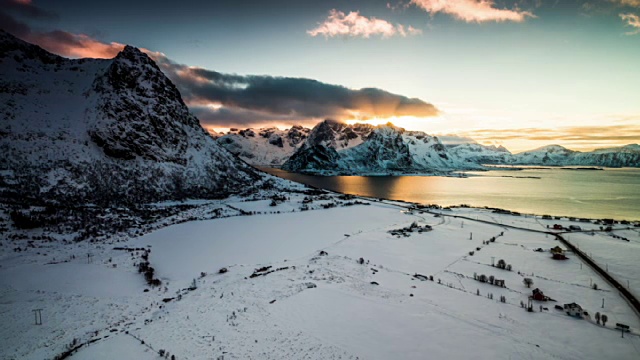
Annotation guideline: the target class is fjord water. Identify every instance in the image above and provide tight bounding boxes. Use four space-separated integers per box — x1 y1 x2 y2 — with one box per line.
263 167 640 221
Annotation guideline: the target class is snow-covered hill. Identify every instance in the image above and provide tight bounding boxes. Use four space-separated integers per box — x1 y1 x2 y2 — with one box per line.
447 143 513 165
509 144 640 167
0 30 267 205
283 120 480 174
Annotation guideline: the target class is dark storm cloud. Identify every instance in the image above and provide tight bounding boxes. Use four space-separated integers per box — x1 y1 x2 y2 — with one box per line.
149 52 440 127
0 0 58 20
190 106 321 128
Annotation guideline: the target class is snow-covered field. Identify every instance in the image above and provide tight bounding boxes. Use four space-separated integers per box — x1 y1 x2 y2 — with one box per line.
1 193 639 359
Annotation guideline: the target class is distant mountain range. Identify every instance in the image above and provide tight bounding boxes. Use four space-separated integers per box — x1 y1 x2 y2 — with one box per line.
216 120 640 174
0 30 273 206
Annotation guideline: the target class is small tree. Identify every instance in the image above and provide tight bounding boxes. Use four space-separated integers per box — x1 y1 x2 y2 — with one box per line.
523 278 533 288
489 275 495 285
595 312 601 325
601 314 608 326
506 264 512 271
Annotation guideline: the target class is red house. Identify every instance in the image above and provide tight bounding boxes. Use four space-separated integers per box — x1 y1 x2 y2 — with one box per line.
552 253 568 260
531 288 547 301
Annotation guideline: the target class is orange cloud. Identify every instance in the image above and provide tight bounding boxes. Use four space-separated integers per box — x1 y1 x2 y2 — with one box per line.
620 13 640 35
411 0 535 23
24 31 125 58
1 0 123 58
449 124 640 152
308 9 422 38
611 0 640 7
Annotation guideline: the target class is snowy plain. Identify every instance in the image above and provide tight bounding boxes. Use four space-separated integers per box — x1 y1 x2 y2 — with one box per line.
1 192 640 359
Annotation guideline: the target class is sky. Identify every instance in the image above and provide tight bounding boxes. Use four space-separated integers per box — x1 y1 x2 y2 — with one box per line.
2 0 640 152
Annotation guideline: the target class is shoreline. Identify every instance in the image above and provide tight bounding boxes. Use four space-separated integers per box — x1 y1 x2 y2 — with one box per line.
259 167 640 223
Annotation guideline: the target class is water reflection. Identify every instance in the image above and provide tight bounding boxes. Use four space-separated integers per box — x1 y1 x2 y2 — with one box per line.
260 167 640 221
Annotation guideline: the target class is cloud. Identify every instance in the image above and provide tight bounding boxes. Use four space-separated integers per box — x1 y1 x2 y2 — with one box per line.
610 0 640 7
149 53 439 127
620 13 640 34
411 0 535 23
307 9 422 38
458 125 640 143
0 0 124 58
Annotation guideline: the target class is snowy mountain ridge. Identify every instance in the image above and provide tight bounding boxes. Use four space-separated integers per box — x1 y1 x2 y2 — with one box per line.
508 144 640 167
0 30 269 206
282 120 481 174
219 119 639 171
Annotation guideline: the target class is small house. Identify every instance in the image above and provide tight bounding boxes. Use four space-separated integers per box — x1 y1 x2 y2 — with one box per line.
553 224 563 230
563 303 583 317
531 288 547 301
569 225 581 231
494 279 505 288
552 253 568 260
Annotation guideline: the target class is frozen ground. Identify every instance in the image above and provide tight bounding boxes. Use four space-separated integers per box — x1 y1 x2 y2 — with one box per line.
1 192 639 359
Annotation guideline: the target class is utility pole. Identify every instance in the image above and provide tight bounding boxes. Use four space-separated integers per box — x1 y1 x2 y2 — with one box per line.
602 298 605 308
32 309 43 325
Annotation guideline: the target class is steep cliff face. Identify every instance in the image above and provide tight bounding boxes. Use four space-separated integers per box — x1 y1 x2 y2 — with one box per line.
87 45 201 163
0 30 264 205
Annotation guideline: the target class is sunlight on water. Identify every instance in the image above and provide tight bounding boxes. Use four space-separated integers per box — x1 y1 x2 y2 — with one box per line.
262 167 640 221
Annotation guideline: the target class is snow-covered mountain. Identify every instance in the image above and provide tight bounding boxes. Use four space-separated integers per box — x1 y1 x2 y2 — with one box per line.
509 145 577 165
509 144 640 167
215 126 310 166
282 120 480 174
0 30 265 206
447 143 512 165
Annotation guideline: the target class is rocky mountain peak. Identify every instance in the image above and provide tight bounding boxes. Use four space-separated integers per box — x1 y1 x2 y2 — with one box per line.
1 34 265 206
